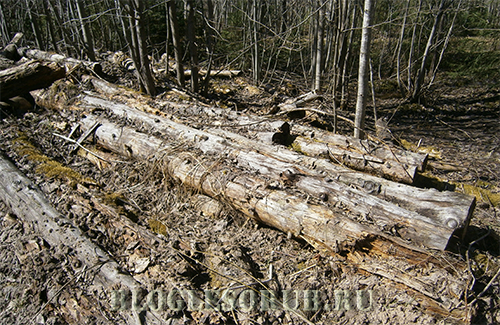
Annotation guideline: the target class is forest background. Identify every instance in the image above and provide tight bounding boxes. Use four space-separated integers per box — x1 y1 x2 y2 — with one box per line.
1 0 499 109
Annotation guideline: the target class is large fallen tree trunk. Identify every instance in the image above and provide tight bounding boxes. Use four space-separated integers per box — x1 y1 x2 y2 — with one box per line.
71 91 474 248
76 113 473 321
0 60 65 101
0 152 164 324
19 48 102 76
87 77 427 183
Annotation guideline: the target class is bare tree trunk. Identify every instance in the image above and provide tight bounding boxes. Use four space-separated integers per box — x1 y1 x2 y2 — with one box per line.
133 0 156 96
186 0 199 93
0 2 9 47
407 0 423 94
168 0 185 87
340 3 356 109
428 0 462 88
354 0 375 139
118 0 156 96
75 0 96 61
411 0 448 103
24 0 44 50
202 0 215 96
42 0 59 52
313 1 324 92
396 0 410 97
251 0 261 84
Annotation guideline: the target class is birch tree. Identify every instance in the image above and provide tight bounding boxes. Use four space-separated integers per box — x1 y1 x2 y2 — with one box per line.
354 0 375 139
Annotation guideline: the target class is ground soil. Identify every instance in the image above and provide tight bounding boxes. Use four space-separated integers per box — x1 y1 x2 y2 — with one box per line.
0 64 498 324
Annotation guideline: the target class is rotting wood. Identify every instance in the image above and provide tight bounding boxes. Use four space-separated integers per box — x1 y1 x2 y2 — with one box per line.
293 136 418 183
19 48 102 76
87 76 427 181
74 96 474 250
69 88 474 243
0 60 65 101
276 91 321 112
0 152 163 325
184 68 241 78
77 114 473 321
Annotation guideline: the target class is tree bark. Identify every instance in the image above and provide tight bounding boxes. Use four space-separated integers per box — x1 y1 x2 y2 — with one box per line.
20 47 102 75
168 0 185 87
313 1 324 92
0 60 65 101
83 77 474 230
75 0 96 61
186 0 199 93
70 90 474 252
411 0 448 103
354 0 375 139
75 113 472 319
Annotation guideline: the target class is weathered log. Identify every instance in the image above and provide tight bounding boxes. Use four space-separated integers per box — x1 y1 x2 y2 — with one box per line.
288 122 429 172
74 83 474 239
77 114 472 321
87 76 427 182
184 68 241 78
0 60 65 101
76 100 470 251
19 48 102 76
257 129 418 184
0 32 24 61
276 91 321 112
0 152 162 324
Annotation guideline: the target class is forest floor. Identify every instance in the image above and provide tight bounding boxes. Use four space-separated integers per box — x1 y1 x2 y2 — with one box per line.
0 63 498 325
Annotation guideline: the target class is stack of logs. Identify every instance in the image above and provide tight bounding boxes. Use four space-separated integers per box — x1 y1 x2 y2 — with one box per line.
0 38 478 323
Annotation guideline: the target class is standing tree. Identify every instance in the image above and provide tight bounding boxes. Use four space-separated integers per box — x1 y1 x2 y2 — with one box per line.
186 0 199 93
119 0 156 96
167 0 185 87
75 0 96 61
354 0 375 139
411 0 450 103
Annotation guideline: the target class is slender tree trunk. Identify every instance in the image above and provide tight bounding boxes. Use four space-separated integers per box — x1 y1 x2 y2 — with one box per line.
75 0 96 61
411 0 448 103
396 0 410 97
407 0 423 97
428 0 461 88
25 0 44 50
340 3 356 109
42 0 58 52
186 0 199 93
165 1 170 62
168 0 185 87
118 0 156 96
132 0 156 96
251 0 261 84
354 0 375 139
202 0 215 96
0 3 11 47
313 1 324 92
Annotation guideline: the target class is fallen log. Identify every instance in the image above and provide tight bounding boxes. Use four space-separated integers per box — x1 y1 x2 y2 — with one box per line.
184 68 241 78
0 32 24 61
0 60 65 101
258 129 418 184
87 77 427 183
72 84 474 241
19 48 102 76
276 91 321 112
77 114 472 321
0 152 163 324
97 109 466 250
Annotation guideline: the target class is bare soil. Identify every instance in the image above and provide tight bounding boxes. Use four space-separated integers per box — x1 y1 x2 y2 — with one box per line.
0 66 498 324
